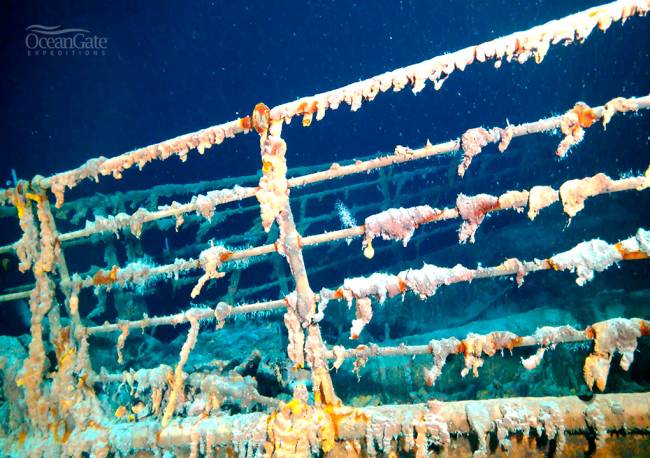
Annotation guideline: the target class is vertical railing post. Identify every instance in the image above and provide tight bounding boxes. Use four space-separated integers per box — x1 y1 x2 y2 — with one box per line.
253 106 339 405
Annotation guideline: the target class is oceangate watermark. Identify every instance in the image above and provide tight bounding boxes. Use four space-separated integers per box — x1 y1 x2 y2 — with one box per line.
25 25 108 56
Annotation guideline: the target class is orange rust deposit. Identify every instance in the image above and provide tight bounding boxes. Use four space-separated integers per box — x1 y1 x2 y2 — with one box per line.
239 115 252 132
53 326 71 361
397 277 407 293
573 102 598 128
261 160 273 174
218 250 234 262
252 103 270 135
547 258 561 271
640 321 649 336
92 265 120 286
296 101 309 113
324 404 361 437
296 101 319 127
615 243 649 260
24 192 42 203
509 335 524 349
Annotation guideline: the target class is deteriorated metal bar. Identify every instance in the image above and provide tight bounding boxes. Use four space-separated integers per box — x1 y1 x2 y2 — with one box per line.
299 226 367 248
56 172 260 216
58 186 257 242
276 205 315 321
342 392 650 437
285 90 647 188
45 392 650 455
326 229 649 341
35 119 251 208
0 243 15 255
323 318 649 361
73 258 201 290
86 299 287 335
0 290 31 302
269 2 650 125
287 139 461 188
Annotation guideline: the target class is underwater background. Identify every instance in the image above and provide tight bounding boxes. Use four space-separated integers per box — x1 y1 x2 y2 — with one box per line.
1 0 650 417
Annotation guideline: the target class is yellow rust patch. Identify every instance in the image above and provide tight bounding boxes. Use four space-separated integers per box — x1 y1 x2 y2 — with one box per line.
614 242 649 261
285 398 306 416
51 418 70 444
547 258 561 271
25 192 42 203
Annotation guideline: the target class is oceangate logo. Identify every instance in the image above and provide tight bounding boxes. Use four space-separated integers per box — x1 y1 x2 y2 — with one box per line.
25 25 108 56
